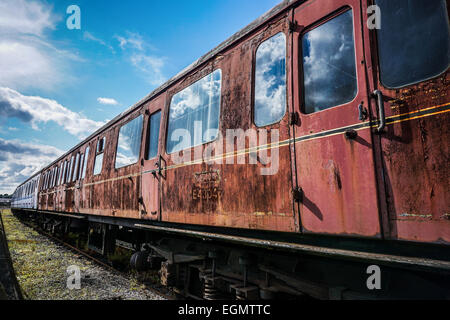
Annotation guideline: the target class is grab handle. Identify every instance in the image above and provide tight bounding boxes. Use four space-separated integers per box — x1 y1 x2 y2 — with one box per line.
373 90 385 133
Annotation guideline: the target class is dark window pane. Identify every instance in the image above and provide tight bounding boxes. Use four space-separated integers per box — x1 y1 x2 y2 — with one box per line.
115 115 143 169
376 0 449 88
166 69 222 154
68 156 74 182
73 153 80 181
147 111 161 160
254 33 287 127
302 10 357 114
62 161 67 184
82 147 89 179
94 138 106 175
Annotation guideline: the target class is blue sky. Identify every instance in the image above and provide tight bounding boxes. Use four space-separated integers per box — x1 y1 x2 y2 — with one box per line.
0 0 281 194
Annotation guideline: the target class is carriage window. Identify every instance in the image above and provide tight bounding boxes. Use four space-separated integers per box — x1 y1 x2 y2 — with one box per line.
79 153 84 180
376 0 449 88
166 69 222 154
60 163 64 184
146 111 161 160
53 167 58 187
254 33 287 127
82 147 89 179
52 168 56 187
302 9 357 114
62 161 67 184
68 156 74 182
115 115 143 169
73 153 80 181
94 138 105 175
58 164 62 185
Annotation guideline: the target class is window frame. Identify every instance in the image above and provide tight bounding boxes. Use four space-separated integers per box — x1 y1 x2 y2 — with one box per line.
374 0 450 90
93 137 106 176
73 152 80 181
67 155 75 183
252 31 288 128
62 160 67 184
145 110 162 161
114 115 144 170
299 7 359 116
165 68 223 155
82 146 90 180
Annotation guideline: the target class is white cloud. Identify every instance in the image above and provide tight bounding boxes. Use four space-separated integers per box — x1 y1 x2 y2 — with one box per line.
115 32 145 51
97 97 119 105
0 0 58 37
0 0 80 91
84 31 115 53
0 40 61 91
0 87 105 138
0 138 64 194
116 32 167 86
130 53 167 85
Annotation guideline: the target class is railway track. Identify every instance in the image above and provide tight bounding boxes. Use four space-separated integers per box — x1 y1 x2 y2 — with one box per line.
20 217 176 300
4 210 173 300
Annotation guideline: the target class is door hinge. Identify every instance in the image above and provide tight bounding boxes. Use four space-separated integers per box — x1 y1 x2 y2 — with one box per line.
292 187 303 203
290 112 300 126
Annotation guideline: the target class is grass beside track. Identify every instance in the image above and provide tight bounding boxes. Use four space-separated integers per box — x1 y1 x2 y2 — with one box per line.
0 209 164 300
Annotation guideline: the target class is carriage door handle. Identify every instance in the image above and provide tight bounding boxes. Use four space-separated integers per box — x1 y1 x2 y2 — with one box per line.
372 90 385 133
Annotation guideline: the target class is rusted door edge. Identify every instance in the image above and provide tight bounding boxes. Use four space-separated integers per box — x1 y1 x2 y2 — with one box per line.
135 223 450 274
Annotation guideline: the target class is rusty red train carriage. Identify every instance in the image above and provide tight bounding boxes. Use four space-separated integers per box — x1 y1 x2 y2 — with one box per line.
11 0 450 299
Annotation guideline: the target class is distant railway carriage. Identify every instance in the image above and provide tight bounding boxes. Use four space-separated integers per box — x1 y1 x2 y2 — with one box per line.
12 0 450 299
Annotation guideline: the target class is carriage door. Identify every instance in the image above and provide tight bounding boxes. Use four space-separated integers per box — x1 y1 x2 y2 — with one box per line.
291 0 382 237
364 0 450 243
140 99 163 221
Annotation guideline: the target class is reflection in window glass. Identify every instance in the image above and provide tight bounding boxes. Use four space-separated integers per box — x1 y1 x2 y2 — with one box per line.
115 116 143 169
53 167 57 187
302 10 357 114
79 154 84 180
58 164 62 185
93 153 103 176
166 69 222 154
82 147 89 179
68 156 74 182
254 33 286 127
376 0 449 88
97 137 105 153
146 111 161 160
94 138 105 176
62 161 67 184
73 153 80 181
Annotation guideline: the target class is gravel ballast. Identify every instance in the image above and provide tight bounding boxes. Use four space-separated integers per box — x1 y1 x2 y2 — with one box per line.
1 209 165 300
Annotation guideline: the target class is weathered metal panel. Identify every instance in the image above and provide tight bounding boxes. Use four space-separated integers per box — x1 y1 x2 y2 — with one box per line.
29 0 448 248
140 94 166 221
158 16 296 232
374 72 449 243
359 0 450 244
291 0 382 237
